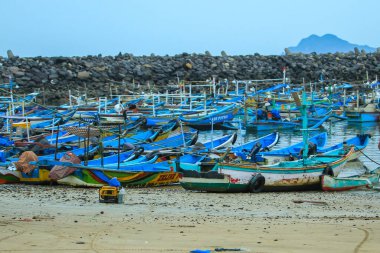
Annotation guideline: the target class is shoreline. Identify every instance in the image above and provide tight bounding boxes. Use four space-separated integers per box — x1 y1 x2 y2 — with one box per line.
0 185 379 252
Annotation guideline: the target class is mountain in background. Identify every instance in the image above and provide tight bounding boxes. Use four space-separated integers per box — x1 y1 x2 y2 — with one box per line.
288 34 376 54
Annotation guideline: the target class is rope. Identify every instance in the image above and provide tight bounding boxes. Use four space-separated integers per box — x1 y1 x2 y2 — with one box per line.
359 149 380 166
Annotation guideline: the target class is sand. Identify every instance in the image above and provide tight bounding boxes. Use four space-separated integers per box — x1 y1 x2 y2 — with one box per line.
0 184 379 253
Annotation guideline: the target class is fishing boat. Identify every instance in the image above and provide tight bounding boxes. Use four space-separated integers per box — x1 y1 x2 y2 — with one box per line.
179 147 355 193
245 108 334 132
0 168 20 184
258 132 327 164
179 91 356 192
344 88 380 122
230 132 279 155
183 133 237 153
177 132 278 173
179 104 240 130
317 134 371 161
321 168 380 191
212 132 280 162
179 170 246 193
29 158 180 188
345 106 380 122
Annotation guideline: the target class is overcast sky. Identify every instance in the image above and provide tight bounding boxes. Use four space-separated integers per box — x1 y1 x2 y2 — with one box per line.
1 0 379 57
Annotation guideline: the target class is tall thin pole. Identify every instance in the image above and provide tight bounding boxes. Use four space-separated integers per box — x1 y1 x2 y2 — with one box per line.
343 89 346 109
84 125 90 166
100 134 104 168
69 90 72 108
117 124 121 170
211 117 214 150
212 76 216 98
356 89 359 110
301 90 309 162
179 121 186 148
54 122 60 161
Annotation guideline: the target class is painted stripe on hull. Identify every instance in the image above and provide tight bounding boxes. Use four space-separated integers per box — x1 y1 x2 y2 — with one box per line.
58 170 180 187
180 177 248 193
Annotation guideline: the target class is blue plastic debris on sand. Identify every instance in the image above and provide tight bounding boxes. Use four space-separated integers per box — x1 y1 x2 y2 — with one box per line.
190 250 211 253
108 177 121 187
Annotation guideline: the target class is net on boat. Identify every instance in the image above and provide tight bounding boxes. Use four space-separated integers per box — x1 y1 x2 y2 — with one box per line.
14 151 38 174
64 126 101 138
49 151 81 180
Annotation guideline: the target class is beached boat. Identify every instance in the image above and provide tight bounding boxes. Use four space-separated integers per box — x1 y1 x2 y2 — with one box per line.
0 168 20 184
33 159 180 187
179 171 248 193
321 168 380 191
0 166 50 185
179 147 355 192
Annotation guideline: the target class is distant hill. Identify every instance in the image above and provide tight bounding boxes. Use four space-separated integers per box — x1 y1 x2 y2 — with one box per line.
288 34 376 54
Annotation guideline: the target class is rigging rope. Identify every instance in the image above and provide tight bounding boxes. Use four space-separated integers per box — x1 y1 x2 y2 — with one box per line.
358 149 380 166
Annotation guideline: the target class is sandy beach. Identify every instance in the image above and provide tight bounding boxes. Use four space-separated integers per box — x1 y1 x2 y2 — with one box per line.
0 184 379 253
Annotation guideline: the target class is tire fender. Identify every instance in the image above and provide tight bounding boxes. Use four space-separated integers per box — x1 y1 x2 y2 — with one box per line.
248 173 265 193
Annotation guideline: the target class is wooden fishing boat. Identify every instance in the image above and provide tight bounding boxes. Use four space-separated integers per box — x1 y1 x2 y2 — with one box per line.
0 166 51 185
0 168 20 184
318 134 371 161
5 109 76 129
321 168 380 191
179 104 240 130
179 147 355 192
33 159 180 187
179 171 249 193
345 103 380 122
183 133 237 153
229 132 279 160
179 91 357 192
101 129 160 149
246 112 333 132
259 132 327 164
177 132 280 172
138 130 198 151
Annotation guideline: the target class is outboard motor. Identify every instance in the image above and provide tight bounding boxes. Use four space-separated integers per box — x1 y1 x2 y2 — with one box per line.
308 142 317 156
248 142 262 162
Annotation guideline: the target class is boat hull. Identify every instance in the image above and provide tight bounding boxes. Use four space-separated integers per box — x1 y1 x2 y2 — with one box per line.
321 174 380 191
57 170 180 187
217 149 353 191
0 168 50 185
180 174 249 193
0 169 20 184
345 111 380 122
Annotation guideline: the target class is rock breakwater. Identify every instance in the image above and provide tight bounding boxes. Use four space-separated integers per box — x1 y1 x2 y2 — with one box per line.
0 52 379 104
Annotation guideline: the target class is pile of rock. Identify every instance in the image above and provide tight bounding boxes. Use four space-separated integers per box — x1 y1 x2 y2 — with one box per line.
0 50 379 104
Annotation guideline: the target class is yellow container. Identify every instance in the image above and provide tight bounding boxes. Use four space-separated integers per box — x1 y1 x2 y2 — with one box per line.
99 186 119 203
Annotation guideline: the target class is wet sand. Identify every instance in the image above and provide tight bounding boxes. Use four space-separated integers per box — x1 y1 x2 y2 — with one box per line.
0 184 379 253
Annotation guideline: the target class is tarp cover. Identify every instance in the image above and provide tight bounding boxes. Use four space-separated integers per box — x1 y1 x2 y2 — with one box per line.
14 151 38 173
49 151 81 180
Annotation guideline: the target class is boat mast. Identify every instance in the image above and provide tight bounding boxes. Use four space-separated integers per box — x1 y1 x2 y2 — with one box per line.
292 83 309 162
301 86 309 161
